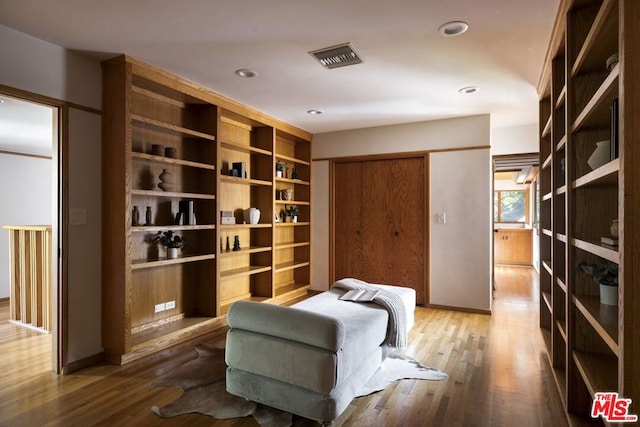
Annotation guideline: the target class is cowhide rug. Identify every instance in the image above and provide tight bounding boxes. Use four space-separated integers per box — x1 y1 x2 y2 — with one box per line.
151 344 447 426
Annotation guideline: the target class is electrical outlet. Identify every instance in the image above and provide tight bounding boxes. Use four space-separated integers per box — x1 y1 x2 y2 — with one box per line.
437 213 446 224
154 303 165 313
165 300 176 310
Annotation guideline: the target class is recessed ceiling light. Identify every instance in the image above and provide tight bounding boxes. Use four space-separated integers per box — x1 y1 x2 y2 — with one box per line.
235 69 257 78
438 21 469 37
459 86 479 94
307 109 323 115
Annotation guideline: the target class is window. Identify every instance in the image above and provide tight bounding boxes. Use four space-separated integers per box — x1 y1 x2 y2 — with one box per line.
494 190 528 223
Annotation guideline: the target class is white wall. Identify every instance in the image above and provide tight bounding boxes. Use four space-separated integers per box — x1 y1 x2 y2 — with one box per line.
311 115 492 311
0 24 102 364
491 123 539 156
430 149 492 311
0 154 53 298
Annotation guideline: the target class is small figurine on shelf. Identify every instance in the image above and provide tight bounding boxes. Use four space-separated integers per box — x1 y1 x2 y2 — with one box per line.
145 206 153 226
132 206 141 226
291 167 298 180
275 161 285 178
232 235 241 251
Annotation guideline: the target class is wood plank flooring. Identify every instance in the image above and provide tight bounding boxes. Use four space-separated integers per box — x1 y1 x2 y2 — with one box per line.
0 266 568 426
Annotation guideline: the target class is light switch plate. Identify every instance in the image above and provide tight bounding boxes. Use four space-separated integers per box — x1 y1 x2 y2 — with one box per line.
154 303 165 313
437 213 446 224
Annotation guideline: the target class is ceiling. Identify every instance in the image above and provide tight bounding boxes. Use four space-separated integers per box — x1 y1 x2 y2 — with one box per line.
0 0 559 150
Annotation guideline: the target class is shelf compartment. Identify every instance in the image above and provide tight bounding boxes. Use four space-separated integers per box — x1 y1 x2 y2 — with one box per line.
571 0 618 77
132 224 216 233
276 222 310 228
219 224 272 230
276 177 310 186
573 294 619 355
275 153 310 166
556 320 567 343
218 295 269 316
131 253 215 270
542 259 553 275
556 278 567 293
572 65 619 133
274 260 310 274
218 246 272 257
131 189 216 200
555 85 567 109
555 135 567 151
219 175 272 187
131 151 215 170
220 265 272 280
275 241 310 250
274 282 310 298
542 153 552 169
219 139 272 157
129 316 225 355
541 116 552 138
132 114 216 141
572 238 619 264
573 158 619 189
573 351 618 396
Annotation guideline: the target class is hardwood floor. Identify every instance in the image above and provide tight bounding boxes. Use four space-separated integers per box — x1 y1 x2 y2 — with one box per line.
0 266 567 426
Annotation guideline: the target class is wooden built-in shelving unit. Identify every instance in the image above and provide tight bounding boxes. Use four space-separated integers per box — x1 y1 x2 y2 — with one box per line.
537 0 640 422
102 55 312 363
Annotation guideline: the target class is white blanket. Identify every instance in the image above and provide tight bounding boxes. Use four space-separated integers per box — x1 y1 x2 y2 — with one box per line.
332 278 408 349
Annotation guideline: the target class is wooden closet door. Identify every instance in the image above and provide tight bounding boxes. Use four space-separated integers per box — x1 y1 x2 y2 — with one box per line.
334 162 364 280
389 157 426 305
360 160 395 285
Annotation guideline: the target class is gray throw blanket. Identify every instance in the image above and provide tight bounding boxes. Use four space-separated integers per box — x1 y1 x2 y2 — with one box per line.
332 278 408 349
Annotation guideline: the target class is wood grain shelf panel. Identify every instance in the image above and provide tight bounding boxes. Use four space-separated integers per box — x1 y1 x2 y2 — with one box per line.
219 175 272 187
275 241 310 250
275 177 310 186
556 135 567 151
572 65 619 133
131 253 215 270
218 295 269 316
542 291 552 312
219 139 272 156
572 158 619 189
132 224 216 232
275 153 310 166
556 320 567 343
541 328 551 355
552 367 567 408
219 265 272 280
131 151 215 170
542 259 553 275
571 0 617 77
573 351 618 395
556 185 566 195
275 200 310 206
543 192 552 202
219 223 272 230
557 233 567 243
572 238 619 263
217 246 272 257
555 85 567 109
274 261 310 273
542 154 552 169
274 283 310 298
543 228 553 237
131 189 216 200
573 294 619 355
542 116 552 138
132 114 216 141
556 278 566 293
275 222 310 228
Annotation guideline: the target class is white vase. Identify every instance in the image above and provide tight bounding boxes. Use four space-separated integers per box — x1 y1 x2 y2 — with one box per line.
599 283 617 306
587 140 610 171
167 247 179 259
243 208 261 224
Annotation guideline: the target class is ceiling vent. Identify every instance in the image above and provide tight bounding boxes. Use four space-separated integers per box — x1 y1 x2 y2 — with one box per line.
309 43 364 69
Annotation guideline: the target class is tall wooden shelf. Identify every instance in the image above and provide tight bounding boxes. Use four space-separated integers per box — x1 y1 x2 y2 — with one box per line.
537 0 640 422
102 55 312 363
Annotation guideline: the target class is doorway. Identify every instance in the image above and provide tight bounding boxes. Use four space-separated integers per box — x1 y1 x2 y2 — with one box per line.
492 154 539 274
0 91 62 373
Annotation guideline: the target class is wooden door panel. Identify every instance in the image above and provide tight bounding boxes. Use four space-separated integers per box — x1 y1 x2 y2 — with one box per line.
390 157 426 305
361 160 394 285
334 162 363 280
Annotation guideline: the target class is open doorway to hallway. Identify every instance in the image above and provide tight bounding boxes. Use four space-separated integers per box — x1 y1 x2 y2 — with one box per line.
0 93 59 372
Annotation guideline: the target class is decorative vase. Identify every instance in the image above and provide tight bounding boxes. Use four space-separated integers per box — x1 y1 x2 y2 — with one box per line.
276 170 283 178
132 206 140 226
587 140 611 171
233 235 241 251
599 283 617 306
282 189 294 201
167 247 179 259
243 208 261 224
158 169 176 192
145 206 153 226
292 215 298 223
610 219 619 237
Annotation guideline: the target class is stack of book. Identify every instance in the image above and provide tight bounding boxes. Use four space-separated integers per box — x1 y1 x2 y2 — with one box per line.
601 236 618 248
